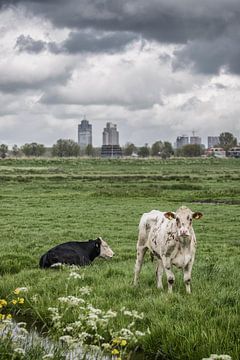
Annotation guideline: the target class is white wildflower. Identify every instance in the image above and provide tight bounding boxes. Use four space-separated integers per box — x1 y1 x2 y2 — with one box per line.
132 310 144 319
69 272 83 280
86 319 97 330
31 295 38 303
59 335 74 344
14 347 25 355
79 332 92 340
79 286 91 295
101 343 111 350
87 305 102 315
123 310 132 316
135 330 146 337
58 296 85 306
119 328 134 339
48 307 59 314
104 310 117 318
73 320 83 327
64 326 74 333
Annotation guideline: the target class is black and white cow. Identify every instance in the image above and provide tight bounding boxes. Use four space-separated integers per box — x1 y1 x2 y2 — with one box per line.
39 237 114 268
133 206 203 293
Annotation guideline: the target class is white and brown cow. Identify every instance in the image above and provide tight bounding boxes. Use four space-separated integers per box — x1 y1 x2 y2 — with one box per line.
133 206 203 293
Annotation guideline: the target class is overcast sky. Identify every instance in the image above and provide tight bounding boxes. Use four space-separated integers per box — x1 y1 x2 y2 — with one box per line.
0 0 240 147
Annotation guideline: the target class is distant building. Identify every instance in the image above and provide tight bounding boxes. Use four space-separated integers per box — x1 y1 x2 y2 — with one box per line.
102 122 119 146
190 136 202 145
78 117 92 149
208 136 219 149
101 122 122 157
176 136 189 149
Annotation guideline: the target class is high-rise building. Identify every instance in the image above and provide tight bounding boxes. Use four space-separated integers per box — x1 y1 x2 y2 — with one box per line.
208 136 219 149
78 117 92 149
101 122 122 157
176 136 189 149
102 122 119 146
190 136 202 145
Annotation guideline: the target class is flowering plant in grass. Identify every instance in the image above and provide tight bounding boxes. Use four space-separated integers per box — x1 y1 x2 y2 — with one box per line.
48 290 147 359
0 287 27 322
44 268 148 359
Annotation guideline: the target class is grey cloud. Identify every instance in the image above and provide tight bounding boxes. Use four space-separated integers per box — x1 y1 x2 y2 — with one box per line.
213 83 228 90
173 31 240 74
62 30 137 54
40 90 159 110
0 69 71 93
4 0 240 42
15 34 47 53
179 97 203 112
15 31 137 54
3 0 240 74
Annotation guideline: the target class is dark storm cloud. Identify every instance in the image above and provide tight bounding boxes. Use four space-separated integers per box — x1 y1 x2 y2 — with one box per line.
3 0 240 73
172 30 240 74
3 0 239 41
15 31 137 54
62 30 137 54
15 34 47 53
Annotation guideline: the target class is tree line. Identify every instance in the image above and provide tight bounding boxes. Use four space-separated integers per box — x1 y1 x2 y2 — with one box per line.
0 132 238 159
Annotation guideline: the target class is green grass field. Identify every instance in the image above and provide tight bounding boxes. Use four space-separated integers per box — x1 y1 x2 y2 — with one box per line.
0 157 239 359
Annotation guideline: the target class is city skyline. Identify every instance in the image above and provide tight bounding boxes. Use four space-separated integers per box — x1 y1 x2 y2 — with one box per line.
0 1 240 147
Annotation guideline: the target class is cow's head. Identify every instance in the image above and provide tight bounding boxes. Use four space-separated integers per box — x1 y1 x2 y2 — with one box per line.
164 206 203 237
96 237 114 259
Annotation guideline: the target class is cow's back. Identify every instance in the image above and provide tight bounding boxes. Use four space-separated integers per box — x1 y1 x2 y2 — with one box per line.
39 241 95 268
138 210 165 246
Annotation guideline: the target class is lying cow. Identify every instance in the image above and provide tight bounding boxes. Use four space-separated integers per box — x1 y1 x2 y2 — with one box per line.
133 206 203 293
39 237 114 268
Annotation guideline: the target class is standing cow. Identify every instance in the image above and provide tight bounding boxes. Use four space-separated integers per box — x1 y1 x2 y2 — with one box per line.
133 206 203 293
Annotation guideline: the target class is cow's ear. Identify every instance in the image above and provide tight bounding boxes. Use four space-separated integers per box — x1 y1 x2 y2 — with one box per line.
192 212 203 220
164 212 175 220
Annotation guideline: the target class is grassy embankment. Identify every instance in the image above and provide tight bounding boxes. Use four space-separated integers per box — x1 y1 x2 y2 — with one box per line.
0 157 239 359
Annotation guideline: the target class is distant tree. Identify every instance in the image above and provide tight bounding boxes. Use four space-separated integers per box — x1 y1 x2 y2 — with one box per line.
52 139 80 157
138 145 150 158
219 132 237 151
85 144 95 156
179 144 203 157
12 144 20 157
123 143 137 156
151 141 174 158
151 141 162 156
0 144 8 159
21 143 46 157
161 141 174 159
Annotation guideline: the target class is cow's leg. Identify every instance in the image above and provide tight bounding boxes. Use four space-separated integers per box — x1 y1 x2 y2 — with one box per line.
183 260 194 294
162 256 175 293
133 246 147 286
156 259 164 289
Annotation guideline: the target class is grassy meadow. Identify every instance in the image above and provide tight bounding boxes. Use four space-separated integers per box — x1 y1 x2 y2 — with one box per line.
0 157 239 359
